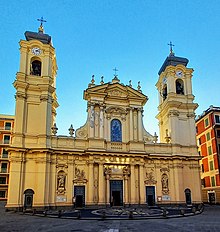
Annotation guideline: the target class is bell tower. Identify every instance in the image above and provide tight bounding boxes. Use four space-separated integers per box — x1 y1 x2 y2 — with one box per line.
13 19 58 148
156 44 198 146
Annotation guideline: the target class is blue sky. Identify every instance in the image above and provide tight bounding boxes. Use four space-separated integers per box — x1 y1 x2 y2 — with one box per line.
1 0 220 136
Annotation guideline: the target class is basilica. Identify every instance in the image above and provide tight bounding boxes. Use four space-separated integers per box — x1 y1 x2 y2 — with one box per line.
6 24 202 210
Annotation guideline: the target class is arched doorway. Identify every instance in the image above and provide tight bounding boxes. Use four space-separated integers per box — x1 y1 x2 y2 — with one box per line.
185 188 192 205
24 189 34 209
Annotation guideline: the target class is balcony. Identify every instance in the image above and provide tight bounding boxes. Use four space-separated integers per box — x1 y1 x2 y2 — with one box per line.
0 168 8 174
0 126 12 131
0 140 10 145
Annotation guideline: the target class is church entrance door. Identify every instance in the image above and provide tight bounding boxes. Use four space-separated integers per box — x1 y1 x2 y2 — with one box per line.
74 186 85 208
146 186 155 206
110 180 123 206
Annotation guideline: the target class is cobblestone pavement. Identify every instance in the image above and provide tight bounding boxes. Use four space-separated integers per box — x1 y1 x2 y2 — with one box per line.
1 204 220 232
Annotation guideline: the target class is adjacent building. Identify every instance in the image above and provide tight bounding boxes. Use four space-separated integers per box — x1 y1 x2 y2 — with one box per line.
6 24 202 211
0 115 14 201
196 106 220 203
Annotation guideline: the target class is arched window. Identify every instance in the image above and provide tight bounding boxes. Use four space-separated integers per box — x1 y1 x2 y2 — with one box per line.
162 84 167 100
185 188 192 205
111 119 122 142
30 60 41 76
176 79 184 95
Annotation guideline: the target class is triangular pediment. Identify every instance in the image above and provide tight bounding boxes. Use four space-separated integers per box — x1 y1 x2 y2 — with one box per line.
84 82 147 104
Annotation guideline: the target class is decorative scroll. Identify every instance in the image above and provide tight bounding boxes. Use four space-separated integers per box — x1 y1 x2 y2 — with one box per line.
144 172 157 185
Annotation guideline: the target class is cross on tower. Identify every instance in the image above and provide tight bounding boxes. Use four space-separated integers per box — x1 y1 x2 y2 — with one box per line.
37 16 47 27
167 41 175 55
113 67 118 77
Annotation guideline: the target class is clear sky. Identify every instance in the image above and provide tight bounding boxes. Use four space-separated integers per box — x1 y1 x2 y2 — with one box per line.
1 0 220 137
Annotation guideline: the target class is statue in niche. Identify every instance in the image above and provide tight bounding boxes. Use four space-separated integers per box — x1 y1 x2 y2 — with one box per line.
57 173 66 194
161 173 169 194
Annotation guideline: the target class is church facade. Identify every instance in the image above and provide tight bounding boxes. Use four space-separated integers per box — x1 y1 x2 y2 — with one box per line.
6 25 202 210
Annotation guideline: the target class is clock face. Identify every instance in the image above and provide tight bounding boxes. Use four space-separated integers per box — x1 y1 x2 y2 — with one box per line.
162 77 167 84
32 47 42 55
176 70 183 78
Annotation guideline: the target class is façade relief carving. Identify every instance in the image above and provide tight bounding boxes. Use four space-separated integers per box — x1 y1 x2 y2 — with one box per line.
73 167 87 184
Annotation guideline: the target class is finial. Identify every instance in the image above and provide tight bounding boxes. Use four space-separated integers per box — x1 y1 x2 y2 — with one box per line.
112 67 120 83
137 81 142 92
68 124 75 137
51 123 58 135
153 132 158 143
37 16 47 33
88 75 95 87
167 41 175 56
129 80 132 87
100 76 104 85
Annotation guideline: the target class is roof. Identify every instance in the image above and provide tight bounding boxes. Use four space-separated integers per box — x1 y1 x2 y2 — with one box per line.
158 54 189 75
25 31 51 44
196 105 220 122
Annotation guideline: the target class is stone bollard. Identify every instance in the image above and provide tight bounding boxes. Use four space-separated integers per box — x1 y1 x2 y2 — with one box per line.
44 210 47 217
77 210 81 219
32 209 36 216
180 209 185 216
192 207 196 214
58 210 62 218
163 208 167 218
129 210 133 219
102 211 106 219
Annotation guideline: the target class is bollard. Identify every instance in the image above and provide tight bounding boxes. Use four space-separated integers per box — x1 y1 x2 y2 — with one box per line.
129 210 133 219
77 210 81 219
102 211 106 219
180 209 185 216
192 207 196 214
163 208 167 218
32 209 36 216
58 210 62 218
44 210 47 217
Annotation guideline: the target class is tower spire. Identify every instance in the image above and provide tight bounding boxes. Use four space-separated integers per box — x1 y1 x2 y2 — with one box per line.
37 16 47 33
167 41 175 56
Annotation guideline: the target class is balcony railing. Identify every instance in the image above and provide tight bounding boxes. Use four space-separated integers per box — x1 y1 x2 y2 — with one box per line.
0 168 8 173
0 140 10 145
0 127 12 131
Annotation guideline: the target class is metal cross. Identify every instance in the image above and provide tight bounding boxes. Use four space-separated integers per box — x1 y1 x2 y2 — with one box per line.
37 16 47 27
113 67 118 76
168 41 175 54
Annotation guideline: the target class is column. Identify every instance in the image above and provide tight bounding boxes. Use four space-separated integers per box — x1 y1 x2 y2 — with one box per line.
138 108 143 142
89 103 95 138
133 109 138 141
124 176 129 204
88 162 94 204
98 163 105 204
130 164 135 204
100 106 104 139
139 164 145 204
106 175 110 205
129 108 134 141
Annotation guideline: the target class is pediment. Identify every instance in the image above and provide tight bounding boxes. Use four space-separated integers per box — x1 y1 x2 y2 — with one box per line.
84 82 147 104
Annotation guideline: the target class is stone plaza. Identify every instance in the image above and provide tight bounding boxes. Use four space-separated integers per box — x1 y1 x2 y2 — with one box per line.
1 203 220 232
